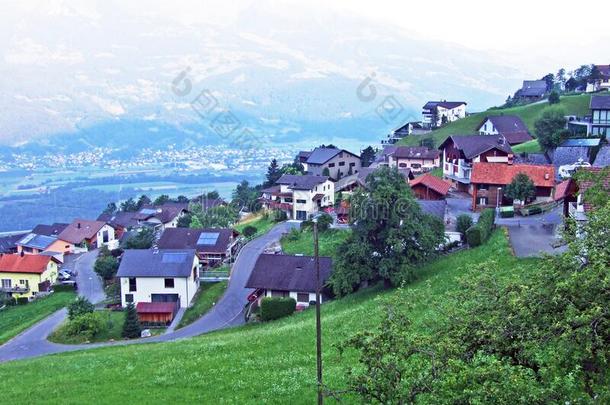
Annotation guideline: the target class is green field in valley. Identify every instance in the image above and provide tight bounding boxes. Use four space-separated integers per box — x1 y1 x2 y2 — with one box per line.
0 292 76 345
0 231 540 403
401 93 591 148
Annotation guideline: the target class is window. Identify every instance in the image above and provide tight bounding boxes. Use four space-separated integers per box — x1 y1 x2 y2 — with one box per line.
296 199 306 204
125 294 134 303
338 161 345 166
349 162 356 167
478 197 488 206
411 163 421 169
297 292 310 303
193 267 198 280
128 277 137 292
328 163 335 168
1 279 11 289
399 163 407 168
478 184 489 190
284 197 293 203
271 290 289 298
164 278 175 288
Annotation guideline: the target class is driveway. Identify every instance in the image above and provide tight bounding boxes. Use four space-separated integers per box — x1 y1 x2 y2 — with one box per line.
68 250 105 304
0 222 296 363
502 205 567 257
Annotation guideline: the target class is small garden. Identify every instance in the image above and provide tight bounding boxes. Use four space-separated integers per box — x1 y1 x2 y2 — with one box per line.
49 297 153 344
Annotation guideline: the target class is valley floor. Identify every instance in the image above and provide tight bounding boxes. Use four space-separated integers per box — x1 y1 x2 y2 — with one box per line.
0 230 539 403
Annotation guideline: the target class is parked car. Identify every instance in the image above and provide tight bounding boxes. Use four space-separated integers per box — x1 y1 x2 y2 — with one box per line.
57 271 72 281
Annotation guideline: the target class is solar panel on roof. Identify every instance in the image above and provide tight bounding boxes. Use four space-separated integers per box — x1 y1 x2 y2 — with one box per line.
162 253 188 263
19 233 36 245
197 232 220 245
140 208 157 215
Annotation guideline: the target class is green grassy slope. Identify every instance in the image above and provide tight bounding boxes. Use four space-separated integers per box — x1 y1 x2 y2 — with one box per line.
0 231 539 403
281 228 350 258
401 93 591 148
0 292 76 345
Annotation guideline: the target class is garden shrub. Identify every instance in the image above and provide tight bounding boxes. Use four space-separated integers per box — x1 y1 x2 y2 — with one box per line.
64 312 103 340
286 228 301 242
466 226 482 247
466 209 495 247
52 283 76 292
273 209 288 222
16 297 29 305
260 297 296 321
316 213 333 232
456 214 473 235
242 225 257 238
68 296 95 320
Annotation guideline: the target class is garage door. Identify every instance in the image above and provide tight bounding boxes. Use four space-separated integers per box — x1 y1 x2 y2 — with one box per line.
151 294 180 306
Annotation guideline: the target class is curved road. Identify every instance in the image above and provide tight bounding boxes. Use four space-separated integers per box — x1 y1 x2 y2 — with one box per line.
0 222 296 363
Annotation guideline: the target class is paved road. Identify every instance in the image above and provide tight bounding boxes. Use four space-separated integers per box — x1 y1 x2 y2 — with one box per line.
71 250 105 304
0 222 296 363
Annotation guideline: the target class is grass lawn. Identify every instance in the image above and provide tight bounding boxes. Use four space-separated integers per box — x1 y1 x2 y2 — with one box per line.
235 213 276 239
401 93 591 148
49 310 126 344
428 167 443 178
0 291 76 345
0 231 540 403
177 281 228 329
512 139 542 154
281 228 350 259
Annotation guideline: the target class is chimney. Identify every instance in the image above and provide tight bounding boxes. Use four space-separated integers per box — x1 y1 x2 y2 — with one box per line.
20 251 24 257
507 154 514 165
77 222 81 229
544 173 550 180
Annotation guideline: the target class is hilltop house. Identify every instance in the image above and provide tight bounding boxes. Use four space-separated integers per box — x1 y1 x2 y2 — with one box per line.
374 146 439 174
470 163 555 210
0 253 60 299
585 65 610 93
132 203 189 230
409 173 452 200
334 167 414 194
590 95 610 137
117 249 199 321
476 115 533 145
438 135 513 192
555 167 609 222
97 211 139 240
422 101 466 129
157 228 240 267
57 219 117 253
381 121 426 145
515 80 547 102
246 254 332 309
260 174 334 221
296 147 361 180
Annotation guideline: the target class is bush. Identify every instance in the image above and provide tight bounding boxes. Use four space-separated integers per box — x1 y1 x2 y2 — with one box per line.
64 312 104 340
316 213 333 232
465 226 482 247
456 214 473 235
548 90 560 104
16 297 29 305
260 297 296 321
466 209 495 247
286 227 301 242
52 283 76 292
0 294 16 306
68 296 94 320
242 225 257 238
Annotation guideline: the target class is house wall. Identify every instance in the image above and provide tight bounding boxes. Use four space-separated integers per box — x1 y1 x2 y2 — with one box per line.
291 180 334 220
388 156 439 173
120 257 199 308
47 239 73 254
306 152 361 180
263 289 321 306
0 262 58 299
478 118 498 135
472 184 554 210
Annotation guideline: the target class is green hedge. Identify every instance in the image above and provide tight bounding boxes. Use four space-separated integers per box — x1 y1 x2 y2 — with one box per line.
53 283 76 292
16 297 29 305
466 208 495 247
260 297 296 321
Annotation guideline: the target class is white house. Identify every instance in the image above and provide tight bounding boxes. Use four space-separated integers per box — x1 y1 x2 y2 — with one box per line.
132 203 188 230
422 101 466 129
585 65 610 93
57 219 118 253
117 249 199 309
246 254 333 309
476 115 533 145
296 147 361 180
260 174 334 221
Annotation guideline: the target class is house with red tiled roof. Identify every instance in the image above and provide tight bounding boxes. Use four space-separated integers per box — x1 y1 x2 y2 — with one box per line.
470 163 555 210
57 219 117 253
409 173 452 200
555 167 610 222
0 253 60 299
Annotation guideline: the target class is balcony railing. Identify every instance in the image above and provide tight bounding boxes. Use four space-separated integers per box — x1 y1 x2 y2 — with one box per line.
0 285 29 293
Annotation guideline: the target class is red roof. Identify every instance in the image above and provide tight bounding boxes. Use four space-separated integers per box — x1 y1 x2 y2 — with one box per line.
136 302 176 314
409 173 452 196
575 167 610 212
554 179 572 201
471 163 555 188
0 254 55 274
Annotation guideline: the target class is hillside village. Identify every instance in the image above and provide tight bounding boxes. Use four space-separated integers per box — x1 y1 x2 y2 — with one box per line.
0 63 609 402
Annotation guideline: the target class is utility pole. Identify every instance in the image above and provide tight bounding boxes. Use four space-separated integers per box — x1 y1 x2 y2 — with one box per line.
313 221 323 405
